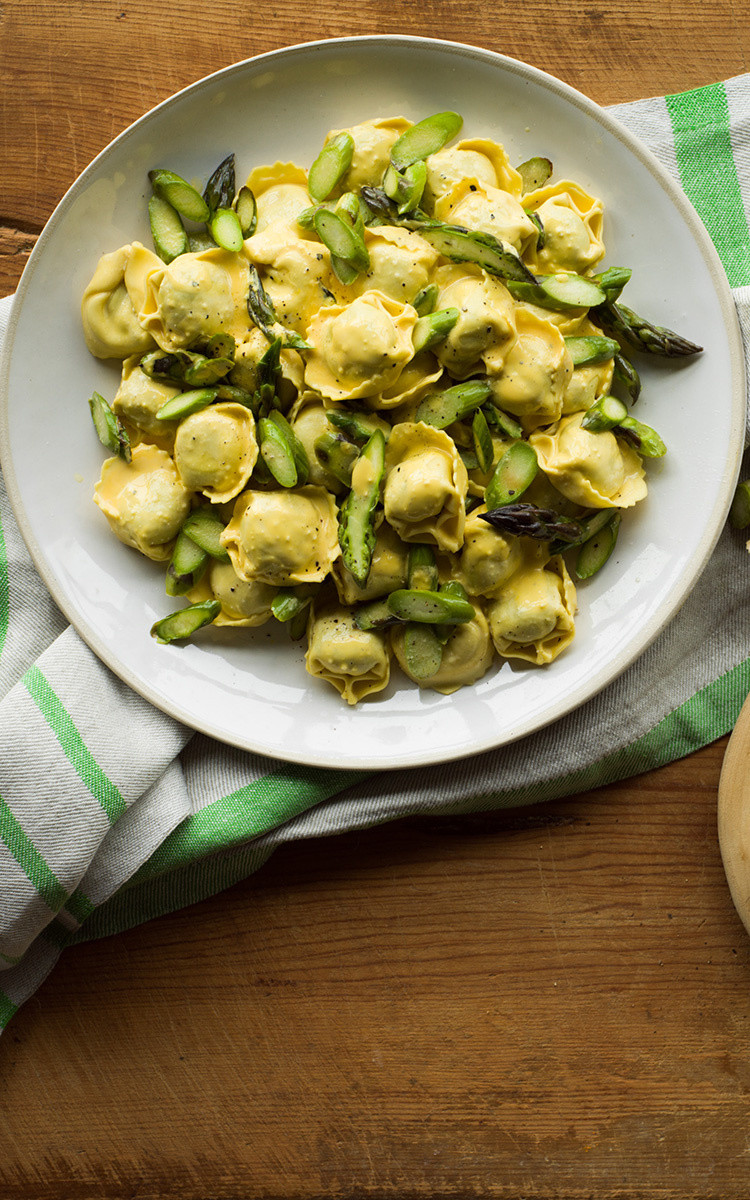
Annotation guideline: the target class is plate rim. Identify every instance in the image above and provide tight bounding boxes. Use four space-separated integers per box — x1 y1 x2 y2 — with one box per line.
0 36 746 770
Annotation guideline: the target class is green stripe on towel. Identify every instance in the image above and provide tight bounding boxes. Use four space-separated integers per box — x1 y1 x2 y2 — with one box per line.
0 795 68 912
0 991 18 1029
666 82 750 287
23 665 128 824
134 765 370 883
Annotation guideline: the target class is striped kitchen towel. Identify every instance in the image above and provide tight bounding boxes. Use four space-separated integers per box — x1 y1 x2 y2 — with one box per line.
1 76 750 1032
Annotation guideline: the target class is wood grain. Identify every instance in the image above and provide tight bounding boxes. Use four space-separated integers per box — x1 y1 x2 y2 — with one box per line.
1 2 750 1197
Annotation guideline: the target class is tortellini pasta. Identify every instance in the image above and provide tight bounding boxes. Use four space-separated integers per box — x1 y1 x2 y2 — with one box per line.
190 560 277 628
94 444 191 560
305 603 391 705
135 247 253 350
489 307 573 431
304 291 418 402
173 403 258 503
434 179 537 255
433 264 516 380
487 556 577 665
220 486 340 586
81 245 157 359
522 181 605 276
324 116 410 194
384 423 468 552
530 411 647 509
112 355 181 444
82 108 671 706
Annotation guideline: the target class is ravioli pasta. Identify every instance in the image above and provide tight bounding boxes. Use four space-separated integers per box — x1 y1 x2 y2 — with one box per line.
82 109 671 706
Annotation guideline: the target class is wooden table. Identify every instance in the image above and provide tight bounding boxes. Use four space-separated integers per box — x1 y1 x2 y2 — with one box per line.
2 3 750 1197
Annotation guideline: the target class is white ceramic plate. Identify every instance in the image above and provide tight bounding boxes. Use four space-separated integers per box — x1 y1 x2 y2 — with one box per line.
0 37 745 770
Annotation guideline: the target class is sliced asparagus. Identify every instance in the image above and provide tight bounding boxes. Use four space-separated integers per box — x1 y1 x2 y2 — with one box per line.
353 597 399 631
155 388 217 422
593 266 632 305
612 352 642 405
314 431 360 485
412 283 439 316
383 159 427 215
617 416 667 458
313 207 370 280
386 588 475 624
269 410 310 486
166 529 209 596
181 507 230 561
407 544 439 592
140 348 232 387
517 156 553 193
472 408 494 474
402 622 444 678
390 111 463 170
411 307 459 354
564 335 620 367
482 403 523 440
506 274 606 311
209 207 244 252
549 508 618 555
338 429 386 586
259 415 300 488
484 441 538 509
415 379 492 428
575 511 621 580
150 600 221 644
327 408 388 446
580 395 629 432
582 396 666 457
271 585 317 623
434 580 472 644
307 132 355 203
89 391 131 462
148 169 210 223
148 194 188 263
234 185 257 237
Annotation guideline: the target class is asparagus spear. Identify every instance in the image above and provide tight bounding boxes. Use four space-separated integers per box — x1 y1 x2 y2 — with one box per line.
594 301 703 357
247 265 311 351
202 153 235 214
386 588 474 624
479 503 583 542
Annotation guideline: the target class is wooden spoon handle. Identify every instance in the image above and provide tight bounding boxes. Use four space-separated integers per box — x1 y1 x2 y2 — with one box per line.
718 691 750 935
